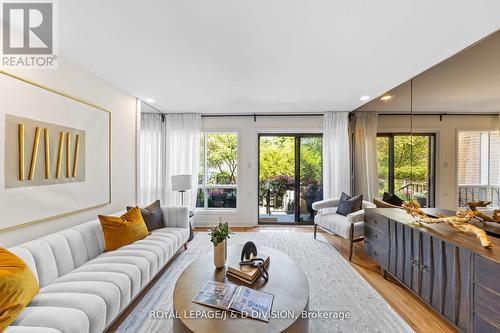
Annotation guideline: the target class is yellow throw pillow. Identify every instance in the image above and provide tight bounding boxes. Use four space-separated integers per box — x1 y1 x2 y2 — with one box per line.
99 207 149 251
0 248 39 331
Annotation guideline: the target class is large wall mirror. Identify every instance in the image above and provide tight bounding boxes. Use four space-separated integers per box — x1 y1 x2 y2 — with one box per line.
356 30 500 212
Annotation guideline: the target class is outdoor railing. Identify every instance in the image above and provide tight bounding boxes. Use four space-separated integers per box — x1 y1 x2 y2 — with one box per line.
458 184 500 208
398 182 428 200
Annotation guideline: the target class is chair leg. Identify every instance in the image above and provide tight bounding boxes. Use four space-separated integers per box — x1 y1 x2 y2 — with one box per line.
348 224 354 261
313 224 317 239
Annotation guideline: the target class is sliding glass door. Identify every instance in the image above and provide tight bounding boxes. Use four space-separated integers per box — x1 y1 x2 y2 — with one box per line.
258 134 322 224
377 133 436 207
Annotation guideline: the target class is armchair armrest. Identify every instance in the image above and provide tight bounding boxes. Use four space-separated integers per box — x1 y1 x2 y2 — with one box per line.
346 209 366 224
161 206 189 228
312 198 340 211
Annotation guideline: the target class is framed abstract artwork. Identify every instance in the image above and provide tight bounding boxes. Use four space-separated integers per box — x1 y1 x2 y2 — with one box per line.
0 70 111 232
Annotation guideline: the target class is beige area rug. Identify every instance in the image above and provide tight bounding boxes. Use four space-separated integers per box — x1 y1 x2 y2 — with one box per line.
117 231 414 333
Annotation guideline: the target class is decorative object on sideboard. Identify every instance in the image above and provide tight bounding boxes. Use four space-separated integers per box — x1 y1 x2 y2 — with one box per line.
171 174 192 206
240 241 257 261
402 200 492 247
209 222 231 268
467 201 500 223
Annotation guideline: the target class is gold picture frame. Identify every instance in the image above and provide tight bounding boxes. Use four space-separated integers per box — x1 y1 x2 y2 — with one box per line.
0 70 112 233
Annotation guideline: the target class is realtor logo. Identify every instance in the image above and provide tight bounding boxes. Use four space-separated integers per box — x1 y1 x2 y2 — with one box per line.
1 1 57 67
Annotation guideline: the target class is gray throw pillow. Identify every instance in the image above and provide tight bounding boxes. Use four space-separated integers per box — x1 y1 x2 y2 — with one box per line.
126 200 165 231
382 192 404 206
336 192 363 216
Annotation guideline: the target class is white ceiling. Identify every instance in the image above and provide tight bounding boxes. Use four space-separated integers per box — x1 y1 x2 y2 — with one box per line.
357 30 500 113
58 1 500 114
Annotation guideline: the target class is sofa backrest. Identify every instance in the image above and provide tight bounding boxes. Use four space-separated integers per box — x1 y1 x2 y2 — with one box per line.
8 210 124 288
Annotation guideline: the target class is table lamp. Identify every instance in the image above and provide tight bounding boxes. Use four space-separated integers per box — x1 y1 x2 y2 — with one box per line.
172 174 192 206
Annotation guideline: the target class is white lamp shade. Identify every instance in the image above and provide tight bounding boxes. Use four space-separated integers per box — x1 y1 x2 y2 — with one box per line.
171 175 192 191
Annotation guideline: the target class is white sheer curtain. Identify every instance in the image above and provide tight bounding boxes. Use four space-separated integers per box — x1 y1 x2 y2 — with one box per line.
323 111 351 198
139 113 165 206
354 111 379 201
164 113 201 209
139 113 201 209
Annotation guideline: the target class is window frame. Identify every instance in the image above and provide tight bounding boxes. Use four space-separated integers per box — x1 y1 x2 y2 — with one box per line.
196 131 239 211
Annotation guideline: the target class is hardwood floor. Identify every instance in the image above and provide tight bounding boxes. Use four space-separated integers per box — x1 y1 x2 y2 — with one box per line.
194 225 457 333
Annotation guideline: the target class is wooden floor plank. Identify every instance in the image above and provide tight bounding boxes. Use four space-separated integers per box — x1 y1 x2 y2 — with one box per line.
194 225 457 333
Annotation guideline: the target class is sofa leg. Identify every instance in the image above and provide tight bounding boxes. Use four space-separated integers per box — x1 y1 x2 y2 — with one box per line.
348 224 354 261
313 224 317 239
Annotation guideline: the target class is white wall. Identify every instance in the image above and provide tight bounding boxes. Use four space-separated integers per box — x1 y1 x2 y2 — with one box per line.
194 116 323 227
0 59 138 247
377 114 500 210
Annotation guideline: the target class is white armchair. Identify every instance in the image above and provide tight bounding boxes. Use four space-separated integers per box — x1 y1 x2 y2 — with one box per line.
312 197 376 261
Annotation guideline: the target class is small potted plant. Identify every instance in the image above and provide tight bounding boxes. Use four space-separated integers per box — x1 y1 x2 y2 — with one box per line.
209 222 231 268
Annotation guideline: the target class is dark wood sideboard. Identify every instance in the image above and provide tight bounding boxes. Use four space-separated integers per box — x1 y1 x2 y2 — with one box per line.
364 208 500 333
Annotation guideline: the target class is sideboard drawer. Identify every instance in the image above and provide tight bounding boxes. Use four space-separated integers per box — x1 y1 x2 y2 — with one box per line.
474 255 500 294
474 313 500 333
364 223 388 250
364 212 388 233
474 284 500 329
364 240 388 270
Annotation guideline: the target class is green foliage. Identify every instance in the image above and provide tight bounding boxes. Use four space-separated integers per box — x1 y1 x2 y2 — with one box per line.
259 137 295 182
205 134 238 185
209 222 231 246
377 135 429 183
258 136 322 185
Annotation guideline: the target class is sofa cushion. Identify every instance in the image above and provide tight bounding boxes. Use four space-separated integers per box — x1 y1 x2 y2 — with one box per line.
127 200 165 231
98 249 158 277
0 248 39 331
17 241 58 287
147 235 176 257
57 229 89 268
152 227 190 250
118 243 164 268
28 293 106 333
133 239 172 263
99 208 149 251
336 192 363 216
73 263 141 295
40 281 120 324
12 307 89 333
39 234 75 277
55 271 132 307
72 220 105 260
87 256 151 283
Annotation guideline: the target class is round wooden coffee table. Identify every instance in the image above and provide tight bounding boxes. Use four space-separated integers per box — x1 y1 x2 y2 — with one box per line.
173 245 309 333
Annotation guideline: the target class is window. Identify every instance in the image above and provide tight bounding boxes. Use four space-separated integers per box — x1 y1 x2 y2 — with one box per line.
197 133 238 209
457 131 500 207
376 134 436 207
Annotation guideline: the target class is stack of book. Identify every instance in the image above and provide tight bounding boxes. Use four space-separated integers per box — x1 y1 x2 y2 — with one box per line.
226 250 270 285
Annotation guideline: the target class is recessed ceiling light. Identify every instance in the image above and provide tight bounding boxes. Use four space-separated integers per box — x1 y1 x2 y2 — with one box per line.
145 98 155 103
381 95 392 101
360 95 370 101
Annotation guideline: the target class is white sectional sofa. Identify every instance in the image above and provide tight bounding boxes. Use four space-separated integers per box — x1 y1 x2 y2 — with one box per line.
5 206 190 333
